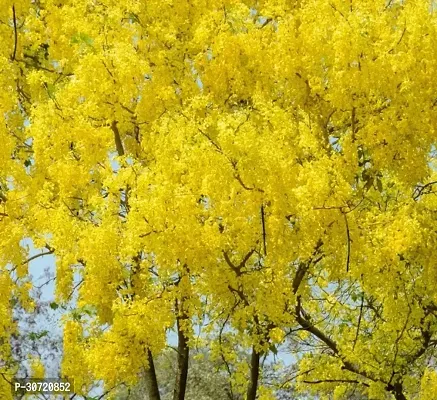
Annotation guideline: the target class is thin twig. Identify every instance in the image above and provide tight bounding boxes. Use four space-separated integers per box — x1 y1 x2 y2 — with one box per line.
351 107 356 142
259 18 272 28
388 22 407 54
23 250 54 265
11 6 18 61
34 276 56 289
15 58 73 76
67 279 84 301
343 212 351 272
261 204 267 256
353 293 364 350
384 0 394 11
303 379 369 387
413 181 437 200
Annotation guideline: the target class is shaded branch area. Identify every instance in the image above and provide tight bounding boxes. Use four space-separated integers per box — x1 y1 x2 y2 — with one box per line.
288 244 437 400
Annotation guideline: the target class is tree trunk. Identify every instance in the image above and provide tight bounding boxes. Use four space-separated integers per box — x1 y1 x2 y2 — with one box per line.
394 393 407 400
391 382 407 400
246 347 260 400
173 300 189 400
144 349 161 400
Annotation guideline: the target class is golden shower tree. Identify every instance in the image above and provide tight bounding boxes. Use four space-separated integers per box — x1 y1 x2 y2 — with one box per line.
1 0 437 399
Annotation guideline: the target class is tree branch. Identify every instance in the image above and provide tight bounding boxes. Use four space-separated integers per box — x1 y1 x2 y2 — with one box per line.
351 106 356 142
261 204 267 256
111 121 125 156
353 293 364 350
23 250 54 265
343 211 351 272
223 248 256 277
11 6 18 61
303 379 369 387
246 346 260 400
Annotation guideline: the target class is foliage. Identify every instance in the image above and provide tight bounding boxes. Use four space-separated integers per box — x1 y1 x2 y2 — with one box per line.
0 268 61 400
114 348 234 400
1 0 437 399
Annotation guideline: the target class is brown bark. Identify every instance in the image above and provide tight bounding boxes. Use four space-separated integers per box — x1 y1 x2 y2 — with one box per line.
111 120 125 156
144 349 161 400
246 347 260 400
173 300 189 400
388 382 407 400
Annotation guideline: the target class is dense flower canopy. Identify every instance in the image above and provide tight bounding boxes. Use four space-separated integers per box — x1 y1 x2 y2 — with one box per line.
1 1 437 399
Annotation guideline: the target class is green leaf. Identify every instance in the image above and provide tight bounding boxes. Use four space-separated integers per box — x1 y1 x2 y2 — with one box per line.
46 83 56 97
71 33 94 46
127 12 140 24
364 176 374 191
49 302 59 310
269 344 278 355
376 178 383 192
72 310 82 321
37 330 49 339
29 330 48 340
82 305 94 316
